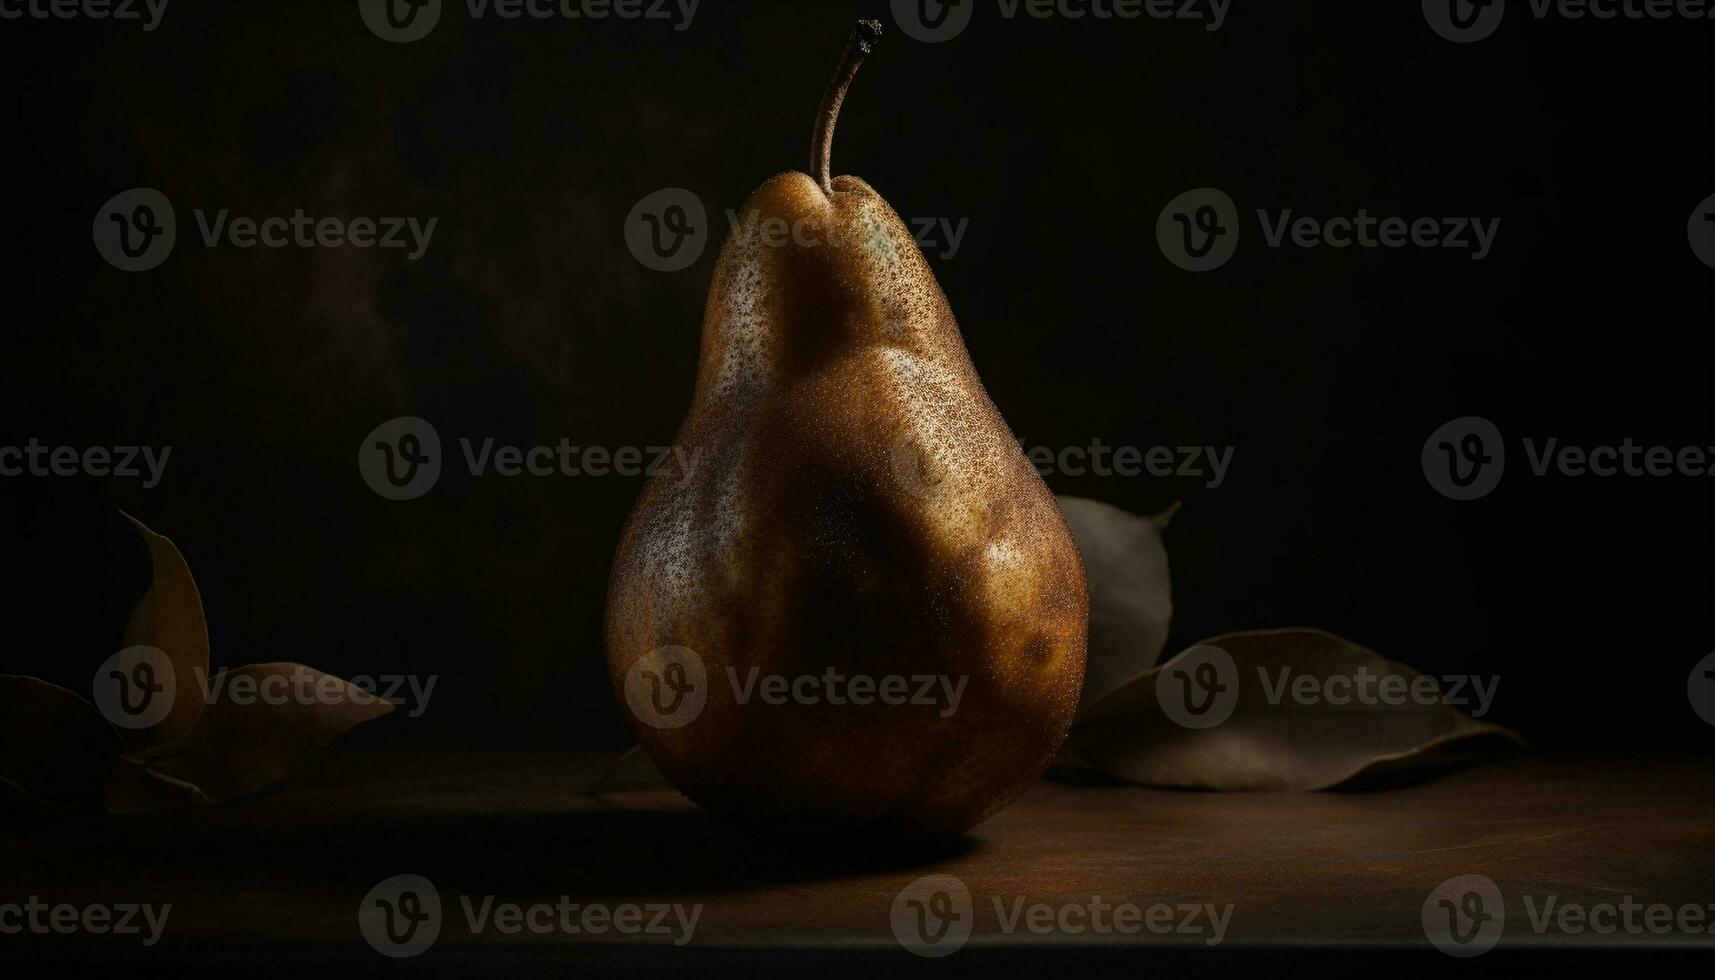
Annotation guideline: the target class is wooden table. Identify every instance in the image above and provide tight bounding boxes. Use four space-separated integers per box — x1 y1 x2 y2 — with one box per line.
2 751 1711 974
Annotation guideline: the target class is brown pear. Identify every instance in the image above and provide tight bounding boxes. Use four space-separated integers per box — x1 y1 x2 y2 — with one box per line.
605 21 1087 838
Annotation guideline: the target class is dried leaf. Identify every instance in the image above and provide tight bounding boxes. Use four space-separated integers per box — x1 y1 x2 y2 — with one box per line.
1073 628 1523 790
1056 496 1177 716
0 775 50 814
106 663 393 811
103 759 215 814
106 513 210 752
0 674 122 805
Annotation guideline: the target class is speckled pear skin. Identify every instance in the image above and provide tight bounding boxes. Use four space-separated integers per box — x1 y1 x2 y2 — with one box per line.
605 170 1087 838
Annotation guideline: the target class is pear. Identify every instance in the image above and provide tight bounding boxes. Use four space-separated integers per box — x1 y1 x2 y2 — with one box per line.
606 21 1087 838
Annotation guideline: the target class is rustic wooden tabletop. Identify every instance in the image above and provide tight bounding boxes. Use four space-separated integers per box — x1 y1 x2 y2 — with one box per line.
2 750 1711 973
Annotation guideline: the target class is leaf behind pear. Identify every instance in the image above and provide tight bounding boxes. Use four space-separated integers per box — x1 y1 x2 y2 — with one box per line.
0 674 122 805
1055 495 1178 717
116 513 210 753
1073 627 1524 791
105 663 394 812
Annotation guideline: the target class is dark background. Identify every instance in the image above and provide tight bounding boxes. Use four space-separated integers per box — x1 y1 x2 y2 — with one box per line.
1 1 1709 750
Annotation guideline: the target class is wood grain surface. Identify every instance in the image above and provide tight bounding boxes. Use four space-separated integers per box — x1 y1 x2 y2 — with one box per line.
1 750 1711 973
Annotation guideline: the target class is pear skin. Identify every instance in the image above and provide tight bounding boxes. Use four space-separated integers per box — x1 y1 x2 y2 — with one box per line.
606 22 1087 838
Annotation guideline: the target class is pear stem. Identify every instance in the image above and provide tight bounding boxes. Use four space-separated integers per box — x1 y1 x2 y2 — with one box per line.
812 19 883 196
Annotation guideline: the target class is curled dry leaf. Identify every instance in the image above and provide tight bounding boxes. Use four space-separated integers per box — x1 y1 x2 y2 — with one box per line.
1 775 46 814
104 762 214 814
0 674 122 805
1072 628 1524 791
117 512 210 753
1055 496 1178 716
105 663 394 812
